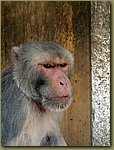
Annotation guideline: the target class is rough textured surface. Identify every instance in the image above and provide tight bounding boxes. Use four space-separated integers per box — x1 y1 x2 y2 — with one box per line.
91 2 110 146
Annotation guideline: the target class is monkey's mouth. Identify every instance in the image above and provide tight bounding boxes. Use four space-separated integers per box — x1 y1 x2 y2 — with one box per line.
50 95 70 104
42 95 72 111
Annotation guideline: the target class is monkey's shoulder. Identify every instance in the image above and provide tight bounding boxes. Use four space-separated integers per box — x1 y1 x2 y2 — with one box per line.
2 66 14 86
1 66 21 101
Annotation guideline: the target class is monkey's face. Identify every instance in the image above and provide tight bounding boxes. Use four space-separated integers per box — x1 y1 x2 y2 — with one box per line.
12 42 73 112
35 61 73 111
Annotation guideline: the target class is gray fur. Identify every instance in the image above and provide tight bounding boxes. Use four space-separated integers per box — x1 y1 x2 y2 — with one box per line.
1 42 73 146
1 67 28 145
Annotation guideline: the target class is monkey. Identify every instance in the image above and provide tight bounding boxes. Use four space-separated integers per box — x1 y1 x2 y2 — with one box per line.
1 42 74 146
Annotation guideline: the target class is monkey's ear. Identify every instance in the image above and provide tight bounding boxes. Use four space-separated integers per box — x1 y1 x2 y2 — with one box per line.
11 46 20 62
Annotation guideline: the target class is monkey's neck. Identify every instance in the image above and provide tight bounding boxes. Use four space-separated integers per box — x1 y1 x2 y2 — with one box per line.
31 99 46 114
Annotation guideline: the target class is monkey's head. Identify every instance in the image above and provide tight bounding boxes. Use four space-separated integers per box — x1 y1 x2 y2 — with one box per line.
12 42 74 111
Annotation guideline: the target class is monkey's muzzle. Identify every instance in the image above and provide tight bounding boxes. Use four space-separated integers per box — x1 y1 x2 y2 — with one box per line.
49 95 71 104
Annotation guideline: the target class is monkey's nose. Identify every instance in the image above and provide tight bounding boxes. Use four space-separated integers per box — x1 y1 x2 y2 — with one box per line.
60 81 67 87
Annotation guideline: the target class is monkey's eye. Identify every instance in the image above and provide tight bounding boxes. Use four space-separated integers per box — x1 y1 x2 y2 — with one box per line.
59 63 67 68
43 64 54 68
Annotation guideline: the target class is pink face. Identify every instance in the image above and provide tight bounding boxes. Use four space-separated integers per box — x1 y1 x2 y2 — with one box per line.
38 60 72 111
